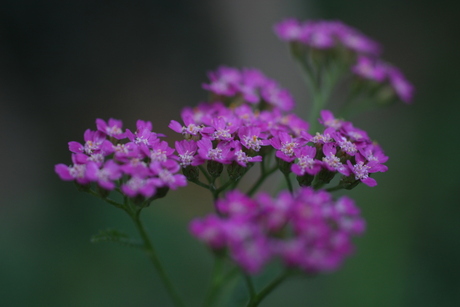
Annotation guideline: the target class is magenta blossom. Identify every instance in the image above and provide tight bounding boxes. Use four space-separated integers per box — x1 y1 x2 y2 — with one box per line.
175 140 203 167
190 187 365 274
321 143 350 176
274 18 381 56
96 118 126 139
387 66 414 103
197 138 233 164
291 146 321 176
346 153 388 187
55 155 98 185
352 56 386 82
150 160 187 190
121 176 157 198
271 131 306 162
86 160 122 190
232 141 262 167
56 118 188 201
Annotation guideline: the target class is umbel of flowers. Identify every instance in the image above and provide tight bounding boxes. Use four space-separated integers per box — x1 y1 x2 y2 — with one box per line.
55 119 187 206
191 188 365 274
55 18 412 307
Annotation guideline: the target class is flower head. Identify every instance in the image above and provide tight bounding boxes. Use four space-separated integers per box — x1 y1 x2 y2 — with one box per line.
190 187 365 274
56 119 187 200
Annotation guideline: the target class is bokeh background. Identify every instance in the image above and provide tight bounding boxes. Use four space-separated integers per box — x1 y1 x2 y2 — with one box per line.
1 1 459 306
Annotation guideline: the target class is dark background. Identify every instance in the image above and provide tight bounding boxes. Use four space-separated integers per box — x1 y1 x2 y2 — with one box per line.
1 1 459 306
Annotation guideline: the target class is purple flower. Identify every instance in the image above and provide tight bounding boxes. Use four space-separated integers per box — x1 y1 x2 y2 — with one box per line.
319 110 344 130
202 66 296 111
86 160 122 190
291 146 321 176
68 129 111 155
202 66 241 96
346 153 388 187
232 141 262 167
150 160 187 190
279 113 310 137
197 138 233 164
217 190 258 217
141 139 175 165
208 116 239 141
340 122 370 143
305 21 336 49
260 80 295 111
359 143 388 164
175 140 203 167
125 120 159 148
55 155 98 185
169 113 213 139
121 176 157 198
238 126 268 152
113 142 140 161
352 56 386 82
332 132 358 156
229 233 271 274
190 187 365 274
274 18 381 56
57 119 189 200
96 118 126 139
189 215 227 250
238 68 267 103
271 131 305 162
257 191 293 232
273 18 304 42
387 66 414 103
321 143 350 176
310 128 335 144
336 25 381 55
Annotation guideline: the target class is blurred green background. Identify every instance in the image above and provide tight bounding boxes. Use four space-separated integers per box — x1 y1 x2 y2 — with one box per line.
1 1 459 306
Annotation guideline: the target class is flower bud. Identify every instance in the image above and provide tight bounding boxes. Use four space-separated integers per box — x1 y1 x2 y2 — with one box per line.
339 175 361 190
317 169 336 184
277 158 292 176
182 165 199 181
296 173 314 187
227 161 247 181
207 160 223 178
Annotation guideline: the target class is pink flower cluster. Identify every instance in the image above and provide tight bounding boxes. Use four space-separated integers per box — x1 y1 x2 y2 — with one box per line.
170 67 307 171
171 72 388 187
352 56 414 103
55 119 186 199
274 19 414 103
288 110 388 187
202 66 295 111
274 19 381 55
190 188 365 274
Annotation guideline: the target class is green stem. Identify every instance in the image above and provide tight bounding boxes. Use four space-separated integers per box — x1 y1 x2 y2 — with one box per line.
326 185 343 192
87 189 125 210
190 179 211 190
215 179 237 196
291 46 318 91
247 165 278 197
203 260 239 307
243 274 256 301
312 178 325 190
292 52 324 134
199 165 212 183
283 173 294 194
246 271 290 307
308 89 325 134
203 257 225 307
131 211 185 307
